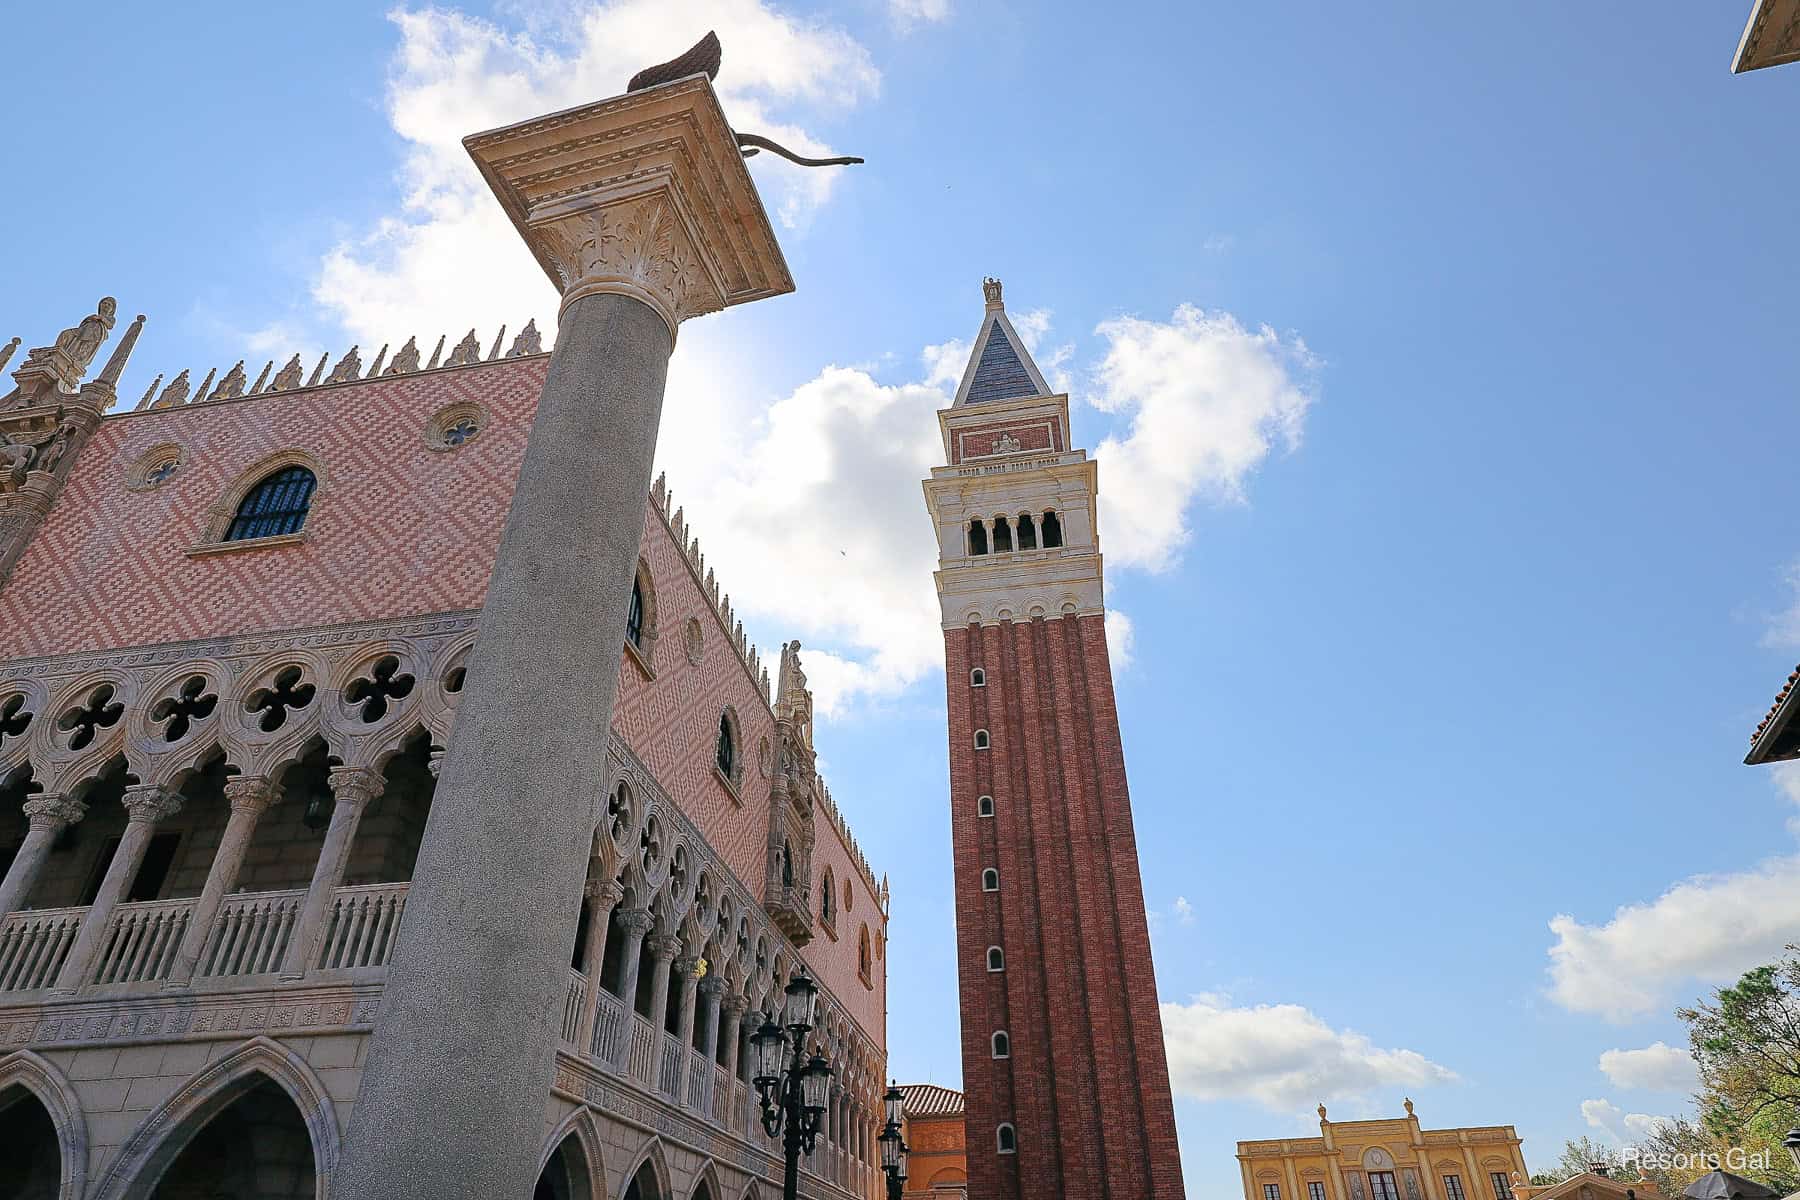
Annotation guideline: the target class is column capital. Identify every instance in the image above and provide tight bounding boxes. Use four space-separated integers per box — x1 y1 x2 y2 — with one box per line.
327 766 385 809
463 76 793 341
222 777 276 816
617 907 655 936
672 953 704 980
21 794 84 829
584 877 626 909
721 992 749 1019
697 974 727 999
121 784 182 824
645 933 682 963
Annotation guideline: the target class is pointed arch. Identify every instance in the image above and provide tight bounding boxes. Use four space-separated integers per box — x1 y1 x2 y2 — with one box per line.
92 1035 339 1200
538 1106 606 1200
619 1134 672 1200
0 1049 87 1200
688 1158 727 1200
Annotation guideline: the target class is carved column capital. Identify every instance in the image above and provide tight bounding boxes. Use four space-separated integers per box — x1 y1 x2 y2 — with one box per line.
326 766 385 810
538 193 725 337
646 933 683 964
721 992 749 1019
697 974 727 999
121 784 183 824
672 954 704 982
584 877 626 909
222 777 276 816
21 795 84 830
617 907 655 936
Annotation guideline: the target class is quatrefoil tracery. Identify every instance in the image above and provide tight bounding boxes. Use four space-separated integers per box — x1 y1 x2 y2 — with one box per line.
57 684 124 752
150 675 219 743
346 655 415 724
639 813 662 877
0 694 32 751
245 666 316 733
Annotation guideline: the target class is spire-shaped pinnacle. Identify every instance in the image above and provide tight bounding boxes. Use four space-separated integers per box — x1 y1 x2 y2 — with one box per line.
93 312 147 388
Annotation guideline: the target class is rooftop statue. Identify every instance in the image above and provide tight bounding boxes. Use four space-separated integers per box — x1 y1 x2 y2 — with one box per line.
51 297 117 378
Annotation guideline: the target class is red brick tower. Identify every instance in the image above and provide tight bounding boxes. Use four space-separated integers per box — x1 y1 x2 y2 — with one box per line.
922 279 1186 1200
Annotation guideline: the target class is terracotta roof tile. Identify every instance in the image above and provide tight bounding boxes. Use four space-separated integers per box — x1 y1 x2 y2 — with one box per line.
1750 664 1800 752
900 1083 965 1118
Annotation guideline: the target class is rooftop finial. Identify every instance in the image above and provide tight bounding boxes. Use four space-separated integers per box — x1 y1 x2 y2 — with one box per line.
93 312 146 389
0 337 18 375
983 277 1004 311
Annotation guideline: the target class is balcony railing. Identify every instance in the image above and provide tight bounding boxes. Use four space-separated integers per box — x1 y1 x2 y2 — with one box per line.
0 887 872 1196
0 906 81 992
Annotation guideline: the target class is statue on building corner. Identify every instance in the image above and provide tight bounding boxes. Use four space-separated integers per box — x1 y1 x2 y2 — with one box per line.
50 296 117 379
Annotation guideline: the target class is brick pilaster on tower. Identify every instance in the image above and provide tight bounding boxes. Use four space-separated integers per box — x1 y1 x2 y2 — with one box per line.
923 279 1186 1200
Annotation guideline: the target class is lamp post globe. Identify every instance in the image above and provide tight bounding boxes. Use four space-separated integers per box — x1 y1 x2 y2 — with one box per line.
878 1082 909 1200
750 970 836 1200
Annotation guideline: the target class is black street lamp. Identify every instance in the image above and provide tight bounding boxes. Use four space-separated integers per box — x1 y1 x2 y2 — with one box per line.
750 970 834 1200
877 1081 909 1200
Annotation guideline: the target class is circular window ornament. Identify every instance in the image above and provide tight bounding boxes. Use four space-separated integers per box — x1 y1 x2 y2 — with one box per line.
126 443 185 491
684 617 705 665
425 401 488 452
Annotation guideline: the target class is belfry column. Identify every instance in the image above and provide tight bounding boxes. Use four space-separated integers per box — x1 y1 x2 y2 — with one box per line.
336 73 792 1200
0 796 84 916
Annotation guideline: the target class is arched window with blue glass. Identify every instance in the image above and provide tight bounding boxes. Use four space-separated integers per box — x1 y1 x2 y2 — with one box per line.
225 466 316 541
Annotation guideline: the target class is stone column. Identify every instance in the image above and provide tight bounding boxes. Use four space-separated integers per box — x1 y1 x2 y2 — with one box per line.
280 767 383 977
720 995 747 1077
612 908 654 1027
673 954 702 1103
0 796 84 916
54 785 182 991
166 777 273 987
576 877 626 1053
698 976 724 1064
646 935 682 1034
335 76 795 1199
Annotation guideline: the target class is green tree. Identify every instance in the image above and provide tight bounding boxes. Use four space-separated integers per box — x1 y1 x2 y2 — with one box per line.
1537 1137 1622 1184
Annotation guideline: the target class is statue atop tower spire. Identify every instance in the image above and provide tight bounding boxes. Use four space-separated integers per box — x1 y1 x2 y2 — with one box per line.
983 276 1004 310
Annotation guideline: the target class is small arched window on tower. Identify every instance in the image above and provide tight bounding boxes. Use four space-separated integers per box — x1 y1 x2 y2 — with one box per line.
626 576 646 648
1041 510 1063 548
991 1031 1010 1059
821 869 836 925
981 868 999 892
858 925 873 986
987 946 1005 972
1017 512 1037 550
996 1123 1017 1154
973 729 990 750
781 839 795 888
977 795 995 817
968 518 989 556
992 516 1013 552
225 466 316 541
970 667 986 688
715 710 737 778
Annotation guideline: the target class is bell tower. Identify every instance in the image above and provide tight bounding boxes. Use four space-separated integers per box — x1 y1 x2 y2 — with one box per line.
921 280 1185 1200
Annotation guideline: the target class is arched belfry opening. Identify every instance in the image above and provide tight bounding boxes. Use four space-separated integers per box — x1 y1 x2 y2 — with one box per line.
0 1082 62 1199
143 1076 316 1199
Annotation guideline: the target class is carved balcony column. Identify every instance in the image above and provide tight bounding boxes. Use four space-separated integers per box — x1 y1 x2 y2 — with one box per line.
338 69 795 1200
645 934 683 1037
719 992 747 1077
53 785 182 991
611 908 656 1039
166 777 275 987
576 877 626 1052
280 767 384 977
697 975 725 1065
673 954 704 1103
0 795 84 916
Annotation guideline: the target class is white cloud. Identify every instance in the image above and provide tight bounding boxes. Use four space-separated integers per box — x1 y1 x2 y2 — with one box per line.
1173 895 1195 925
315 2 878 345
1105 608 1135 670
1597 1042 1698 1094
888 0 950 30
1161 993 1456 1109
1582 1098 1669 1145
1763 560 1800 650
1545 850 1800 1021
1089 305 1317 573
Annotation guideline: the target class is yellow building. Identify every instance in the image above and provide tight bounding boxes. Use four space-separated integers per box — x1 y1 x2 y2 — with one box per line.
1238 1101 1530 1200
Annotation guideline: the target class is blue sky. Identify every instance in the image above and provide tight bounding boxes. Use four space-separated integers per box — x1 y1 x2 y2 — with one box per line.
8 2 1800 1195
